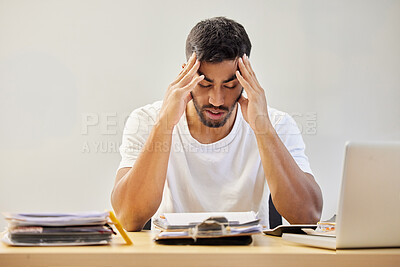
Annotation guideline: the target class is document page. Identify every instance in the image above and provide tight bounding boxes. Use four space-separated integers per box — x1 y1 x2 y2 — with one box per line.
164 211 257 226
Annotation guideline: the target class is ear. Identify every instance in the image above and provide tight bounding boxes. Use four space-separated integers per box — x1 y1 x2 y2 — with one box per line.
182 63 186 69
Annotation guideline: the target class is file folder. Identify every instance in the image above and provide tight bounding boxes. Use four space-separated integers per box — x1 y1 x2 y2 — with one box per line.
153 212 262 245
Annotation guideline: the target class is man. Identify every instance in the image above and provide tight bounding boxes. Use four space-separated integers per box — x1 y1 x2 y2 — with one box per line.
111 17 323 231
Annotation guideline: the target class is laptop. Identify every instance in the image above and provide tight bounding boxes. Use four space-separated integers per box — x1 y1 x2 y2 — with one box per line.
282 141 400 249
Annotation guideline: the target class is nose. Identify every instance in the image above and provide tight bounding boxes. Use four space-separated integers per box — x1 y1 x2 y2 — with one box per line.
209 86 224 107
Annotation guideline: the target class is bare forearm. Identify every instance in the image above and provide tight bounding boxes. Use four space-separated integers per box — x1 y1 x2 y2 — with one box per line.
235 54 322 223
111 121 173 231
255 127 323 224
111 53 203 231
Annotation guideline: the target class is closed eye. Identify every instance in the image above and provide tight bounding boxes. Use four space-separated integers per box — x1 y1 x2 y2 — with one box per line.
199 84 237 89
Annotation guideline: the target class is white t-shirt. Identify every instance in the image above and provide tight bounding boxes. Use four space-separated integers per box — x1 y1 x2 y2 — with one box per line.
118 100 313 227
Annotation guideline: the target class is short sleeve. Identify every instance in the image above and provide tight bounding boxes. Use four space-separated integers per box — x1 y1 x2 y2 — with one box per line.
272 112 314 176
117 102 161 171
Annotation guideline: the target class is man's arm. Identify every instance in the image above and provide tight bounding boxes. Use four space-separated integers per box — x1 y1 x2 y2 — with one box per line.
111 121 173 231
111 53 204 231
254 127 323 223
236 54 323 224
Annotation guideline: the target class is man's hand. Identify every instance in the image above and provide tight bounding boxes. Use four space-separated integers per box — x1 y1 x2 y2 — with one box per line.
236 54 271 134
237 55 323 223
158 52 204 131
111 53 204 231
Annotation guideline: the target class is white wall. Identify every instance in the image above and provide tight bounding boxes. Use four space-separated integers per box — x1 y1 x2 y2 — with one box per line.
1 0 399 230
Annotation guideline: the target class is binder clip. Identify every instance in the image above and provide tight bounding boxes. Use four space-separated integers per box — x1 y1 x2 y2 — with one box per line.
189 217 230 241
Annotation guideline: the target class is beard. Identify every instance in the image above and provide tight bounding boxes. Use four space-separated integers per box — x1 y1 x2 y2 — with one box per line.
190 88 243 128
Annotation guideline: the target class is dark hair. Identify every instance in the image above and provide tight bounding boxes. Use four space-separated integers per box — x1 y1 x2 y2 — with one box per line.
185 17 252 62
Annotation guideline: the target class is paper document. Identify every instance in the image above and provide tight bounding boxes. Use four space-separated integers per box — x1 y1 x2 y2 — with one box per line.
2 211 114 246
164 211 258 226
158 225 263 238
3 211 110 227
153 211 262 244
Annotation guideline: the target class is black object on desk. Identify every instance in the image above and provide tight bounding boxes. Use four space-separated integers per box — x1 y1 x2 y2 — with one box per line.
155 235 253 245
263 225 317 237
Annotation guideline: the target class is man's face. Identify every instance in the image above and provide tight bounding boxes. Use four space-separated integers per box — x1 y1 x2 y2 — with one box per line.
190 59 243 128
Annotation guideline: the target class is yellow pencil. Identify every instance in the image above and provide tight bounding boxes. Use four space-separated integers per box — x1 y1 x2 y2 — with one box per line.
109 210 133 245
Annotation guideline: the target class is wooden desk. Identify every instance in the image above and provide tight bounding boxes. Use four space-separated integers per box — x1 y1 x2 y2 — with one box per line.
1 231 399 267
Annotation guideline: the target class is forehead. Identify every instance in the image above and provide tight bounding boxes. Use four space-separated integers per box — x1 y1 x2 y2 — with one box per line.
197 59 239 82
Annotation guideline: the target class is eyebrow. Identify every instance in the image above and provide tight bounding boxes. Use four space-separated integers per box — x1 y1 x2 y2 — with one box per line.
197 70 237 83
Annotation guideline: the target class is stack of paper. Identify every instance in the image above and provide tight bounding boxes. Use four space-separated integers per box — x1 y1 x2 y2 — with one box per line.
2 212 116 246
153 211 262 244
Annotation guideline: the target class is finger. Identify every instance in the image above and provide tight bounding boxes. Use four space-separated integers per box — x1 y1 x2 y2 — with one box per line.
243 54 262 89
236 70 255 95
238 57 250 79
238 57 259 92
173 53 196 84
178 59 201 87
239 55 252 78
243 54 256 78
238 57 255 83
181 74 204 92
182 53 197 74
177 64 185 75
171 52 197 85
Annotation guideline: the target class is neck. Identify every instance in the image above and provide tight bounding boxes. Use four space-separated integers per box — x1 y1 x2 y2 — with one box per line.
186 101 238 144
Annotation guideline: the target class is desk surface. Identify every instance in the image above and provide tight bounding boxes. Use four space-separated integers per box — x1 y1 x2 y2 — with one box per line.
1 231 399 267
